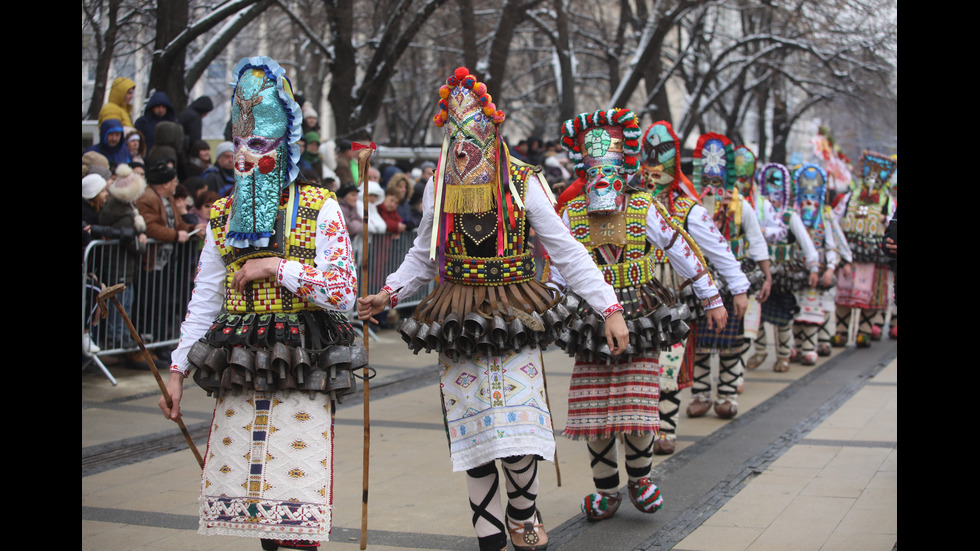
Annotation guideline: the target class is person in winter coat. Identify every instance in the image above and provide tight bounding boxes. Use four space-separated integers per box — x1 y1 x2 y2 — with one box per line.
85 118 132 168
134 91 177 151
98 163 148 349
98 76 136 128
177 96 213 155
145 121 186 180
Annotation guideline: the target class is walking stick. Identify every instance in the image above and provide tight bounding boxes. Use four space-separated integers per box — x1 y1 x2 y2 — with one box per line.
353 142 377 549
96 283 205 469
539 352 561 487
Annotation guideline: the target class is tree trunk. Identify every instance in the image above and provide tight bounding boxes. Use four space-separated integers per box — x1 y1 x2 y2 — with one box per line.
84 0 122 120
147 0 189 112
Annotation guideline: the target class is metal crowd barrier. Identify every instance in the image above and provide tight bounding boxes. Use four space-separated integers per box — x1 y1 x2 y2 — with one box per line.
81 230 433 386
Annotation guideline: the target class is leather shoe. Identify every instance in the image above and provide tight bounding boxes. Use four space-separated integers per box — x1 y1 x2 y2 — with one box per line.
653 433 675 455
817 342 832 356
627 477 663 513
773 357 790 372
889 325 897 339
746 351 767 370
802 351 818 366
714 397 738 419
830 333 847 347
508 510 548 551
582 491 621 522
686 393 712 418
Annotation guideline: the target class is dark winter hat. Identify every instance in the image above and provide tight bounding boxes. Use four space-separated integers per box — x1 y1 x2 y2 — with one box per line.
146 159 177 185
337 185 358 199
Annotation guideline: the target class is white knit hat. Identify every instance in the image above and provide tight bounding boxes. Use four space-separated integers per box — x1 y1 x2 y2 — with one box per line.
82 174 107 200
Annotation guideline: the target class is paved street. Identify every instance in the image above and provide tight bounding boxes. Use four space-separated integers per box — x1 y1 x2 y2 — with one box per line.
83 324 897 551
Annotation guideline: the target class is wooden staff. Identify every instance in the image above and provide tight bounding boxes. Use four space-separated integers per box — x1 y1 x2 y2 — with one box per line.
96 283 205 469
539 351 561 487
354 143 376 549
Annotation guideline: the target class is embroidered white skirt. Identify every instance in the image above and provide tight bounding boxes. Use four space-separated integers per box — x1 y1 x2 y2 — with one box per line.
198 391 334 541
439 347 555 472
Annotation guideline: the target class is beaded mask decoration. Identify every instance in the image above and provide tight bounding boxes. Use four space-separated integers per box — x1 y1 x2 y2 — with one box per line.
757 162 793 215
855 150 896 205
692 132 736 199
794 163 827 228
226 56 302 249
559 108 640 214
733 145 757 195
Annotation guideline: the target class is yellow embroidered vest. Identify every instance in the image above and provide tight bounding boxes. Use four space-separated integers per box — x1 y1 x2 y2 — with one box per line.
567 191 661 289
209 184 335 313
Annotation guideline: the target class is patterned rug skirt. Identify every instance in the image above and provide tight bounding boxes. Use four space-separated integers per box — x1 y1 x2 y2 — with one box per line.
199 391 334 541
562 357 661 441
694 296 745 355
836 262 889 310
439 347 555 472
760 291 799 327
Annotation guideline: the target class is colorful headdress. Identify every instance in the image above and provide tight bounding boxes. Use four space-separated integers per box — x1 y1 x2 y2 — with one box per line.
757 162 793 216
794 163 827 229
692 132 736 198
558 108 640 214
638 120 700 211
733 145 757 195
857 150 896 196
226 56 303 249
429 67 516 263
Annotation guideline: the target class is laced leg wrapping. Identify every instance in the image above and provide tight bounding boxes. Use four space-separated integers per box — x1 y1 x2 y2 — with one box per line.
776 323 793 358
658 390 680 436
691 353 713 395
586 437 619 491
624 433 655 482
796 324 817 353
466 462 507 551
716 354 741 397
502 455 539 522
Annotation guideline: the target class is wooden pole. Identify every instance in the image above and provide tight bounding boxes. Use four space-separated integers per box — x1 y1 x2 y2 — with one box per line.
96 283 205 469
355 145 375 549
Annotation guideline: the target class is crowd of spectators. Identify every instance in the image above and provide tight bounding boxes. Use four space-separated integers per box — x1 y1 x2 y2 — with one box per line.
83 79 580 355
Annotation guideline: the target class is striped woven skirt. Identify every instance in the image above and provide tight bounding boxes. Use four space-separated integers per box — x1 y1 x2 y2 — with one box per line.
199 391 334 541
562 357 661 441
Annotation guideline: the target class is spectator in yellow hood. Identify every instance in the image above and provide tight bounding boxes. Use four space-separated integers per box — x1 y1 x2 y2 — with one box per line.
98 76 136 128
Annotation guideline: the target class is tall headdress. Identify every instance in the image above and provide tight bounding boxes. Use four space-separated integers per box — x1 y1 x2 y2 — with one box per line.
692 132 736 199
794 163 828 229
557 108 640 214
733 145 757 198
429 67 512 262
226 56 303 249
757 162 793 217
855 150 896 205
638 120 700 212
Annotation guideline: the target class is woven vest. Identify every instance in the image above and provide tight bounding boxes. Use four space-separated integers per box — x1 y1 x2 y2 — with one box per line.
209 184 335 313
442 163 535 285
567 191 663 289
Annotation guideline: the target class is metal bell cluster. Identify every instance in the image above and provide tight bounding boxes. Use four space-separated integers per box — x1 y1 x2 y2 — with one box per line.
850 236 888 264
770 260 809 294
187 310 367 402
706 259 766 297
397 303 573 361
555 286 691 364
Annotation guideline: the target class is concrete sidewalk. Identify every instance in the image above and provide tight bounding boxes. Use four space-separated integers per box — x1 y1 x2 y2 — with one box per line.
82 327 896 551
